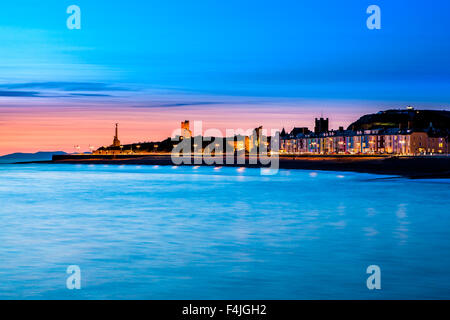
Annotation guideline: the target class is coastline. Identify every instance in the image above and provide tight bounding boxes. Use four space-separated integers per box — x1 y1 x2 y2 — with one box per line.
14 154 450 179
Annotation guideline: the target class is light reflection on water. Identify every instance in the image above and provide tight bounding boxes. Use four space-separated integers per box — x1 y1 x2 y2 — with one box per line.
0 164 449 299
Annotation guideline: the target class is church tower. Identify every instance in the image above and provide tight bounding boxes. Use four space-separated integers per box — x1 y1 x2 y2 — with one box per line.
112 123 121 147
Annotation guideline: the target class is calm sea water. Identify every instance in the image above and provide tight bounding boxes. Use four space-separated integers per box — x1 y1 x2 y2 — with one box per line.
0 163 449 299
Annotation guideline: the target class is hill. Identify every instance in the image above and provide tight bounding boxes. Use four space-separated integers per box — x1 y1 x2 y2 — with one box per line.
347 109 450 132
0 151 67 163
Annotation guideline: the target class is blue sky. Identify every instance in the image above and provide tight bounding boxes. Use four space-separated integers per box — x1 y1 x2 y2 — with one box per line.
0 0 450 154
0 0 449 101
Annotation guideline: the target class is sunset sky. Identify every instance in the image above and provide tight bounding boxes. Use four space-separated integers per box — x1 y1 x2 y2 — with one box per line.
1 0 450 155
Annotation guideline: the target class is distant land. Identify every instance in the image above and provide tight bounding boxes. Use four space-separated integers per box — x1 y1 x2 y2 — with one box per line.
0 151 67 163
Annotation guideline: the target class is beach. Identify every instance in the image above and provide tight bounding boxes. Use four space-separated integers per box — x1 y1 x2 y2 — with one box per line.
44 154 450 179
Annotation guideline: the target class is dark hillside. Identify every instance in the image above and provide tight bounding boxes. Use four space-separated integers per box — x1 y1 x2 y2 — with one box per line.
348 109 450 132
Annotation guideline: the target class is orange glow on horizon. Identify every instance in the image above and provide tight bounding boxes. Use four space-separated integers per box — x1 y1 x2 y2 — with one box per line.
0 103 361 156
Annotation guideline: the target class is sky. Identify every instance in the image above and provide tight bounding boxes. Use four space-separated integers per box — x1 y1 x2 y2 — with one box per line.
0 0 450 155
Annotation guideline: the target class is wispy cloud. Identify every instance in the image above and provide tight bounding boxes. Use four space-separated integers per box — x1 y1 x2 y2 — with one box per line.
131 101 223 108
69 93 112 97
0 90 40 97
0 82 130 99
0 82 129 92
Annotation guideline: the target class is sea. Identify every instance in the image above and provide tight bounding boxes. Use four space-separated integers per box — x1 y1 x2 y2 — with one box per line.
0 163 449 299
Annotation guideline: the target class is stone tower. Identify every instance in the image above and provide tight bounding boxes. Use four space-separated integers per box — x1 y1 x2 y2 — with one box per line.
314 117 329 134
181 120 192 138
112 123 121 147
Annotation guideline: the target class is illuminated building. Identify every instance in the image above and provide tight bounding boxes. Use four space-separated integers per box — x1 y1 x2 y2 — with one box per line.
280 128 448 155
181 120 192 139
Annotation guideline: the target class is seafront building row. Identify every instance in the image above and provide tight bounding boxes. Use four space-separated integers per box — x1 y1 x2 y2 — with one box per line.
280 128 447 155
93 108 449 156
